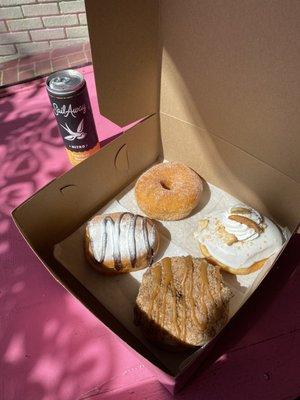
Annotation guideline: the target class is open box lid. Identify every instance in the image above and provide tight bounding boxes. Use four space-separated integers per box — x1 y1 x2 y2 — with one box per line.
85 0 160 126
86 0 300 227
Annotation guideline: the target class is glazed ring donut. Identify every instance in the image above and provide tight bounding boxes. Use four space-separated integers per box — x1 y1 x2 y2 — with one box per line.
134 162 203 220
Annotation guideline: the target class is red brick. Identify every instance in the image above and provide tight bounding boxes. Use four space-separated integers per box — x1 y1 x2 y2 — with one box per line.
19 63 35 72
83 41 90 51
0 59 18 69
18 69 35 81
67 52 86 67
52 56 69 71
84 49 92 62
18 56 34 66
18 52 50 66
30 28 65 41
35 59 52 76
51 43 83 58
2 67 18 85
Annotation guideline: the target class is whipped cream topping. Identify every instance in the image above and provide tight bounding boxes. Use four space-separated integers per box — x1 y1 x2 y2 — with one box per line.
222 205 263 241
194 205 284 270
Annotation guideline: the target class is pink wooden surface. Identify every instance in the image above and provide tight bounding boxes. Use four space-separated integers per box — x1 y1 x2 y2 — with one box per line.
0 66 299 400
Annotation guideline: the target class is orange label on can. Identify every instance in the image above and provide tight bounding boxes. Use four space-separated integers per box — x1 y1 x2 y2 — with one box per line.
66 142 100 166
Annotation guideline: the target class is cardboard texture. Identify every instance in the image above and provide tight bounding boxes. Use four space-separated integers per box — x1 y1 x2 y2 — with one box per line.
13 115 161 252
13 0 300 394
85 0 160 126
160 114 300 228
160 0 300 182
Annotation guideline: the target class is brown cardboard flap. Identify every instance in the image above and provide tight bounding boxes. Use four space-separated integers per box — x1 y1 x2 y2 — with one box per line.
160 0 300 182
12 114 169 375
12 114 161 252
87 0 300 180
161 113 300 229
85 0 160 126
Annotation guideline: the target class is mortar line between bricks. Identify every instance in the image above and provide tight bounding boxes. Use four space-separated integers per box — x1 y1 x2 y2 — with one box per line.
1 5 22 10
17 67 20 84
49 57 54 74
20 5 24 18
49 46 54 60
23 12 61 18
3 20 9 32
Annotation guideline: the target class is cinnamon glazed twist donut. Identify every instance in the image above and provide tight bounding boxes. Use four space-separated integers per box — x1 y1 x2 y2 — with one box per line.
135 162 203 220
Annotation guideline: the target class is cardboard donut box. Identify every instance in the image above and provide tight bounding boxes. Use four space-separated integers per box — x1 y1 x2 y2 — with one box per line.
12 1 300 393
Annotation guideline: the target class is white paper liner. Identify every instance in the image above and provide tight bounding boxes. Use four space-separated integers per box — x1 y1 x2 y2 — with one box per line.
54 163 288 374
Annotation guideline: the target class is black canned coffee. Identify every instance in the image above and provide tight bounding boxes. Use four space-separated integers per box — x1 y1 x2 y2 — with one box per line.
46 69 100 165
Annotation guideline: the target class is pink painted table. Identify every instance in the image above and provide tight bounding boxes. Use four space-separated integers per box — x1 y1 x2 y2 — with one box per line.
0 66 299 400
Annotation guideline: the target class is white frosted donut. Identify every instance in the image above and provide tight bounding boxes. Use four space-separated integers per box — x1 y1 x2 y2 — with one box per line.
194 205 285 275
85 212 159 274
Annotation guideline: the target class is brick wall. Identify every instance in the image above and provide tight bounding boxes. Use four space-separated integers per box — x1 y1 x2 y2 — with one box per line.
0 0 89 63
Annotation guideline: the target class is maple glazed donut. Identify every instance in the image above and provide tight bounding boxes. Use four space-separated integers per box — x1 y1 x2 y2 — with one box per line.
134 256 232 350
135 162 203 220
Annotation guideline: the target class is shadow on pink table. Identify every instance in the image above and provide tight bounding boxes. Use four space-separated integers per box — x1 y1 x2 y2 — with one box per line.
0 66 299 400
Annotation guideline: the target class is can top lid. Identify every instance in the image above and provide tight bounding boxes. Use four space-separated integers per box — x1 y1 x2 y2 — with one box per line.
46 69 84 95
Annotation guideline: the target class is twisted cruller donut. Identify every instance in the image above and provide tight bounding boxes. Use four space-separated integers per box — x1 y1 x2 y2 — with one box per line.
135 162 203 220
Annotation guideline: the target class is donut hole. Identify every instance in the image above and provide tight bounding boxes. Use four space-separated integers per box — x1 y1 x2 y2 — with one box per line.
160 180 172 191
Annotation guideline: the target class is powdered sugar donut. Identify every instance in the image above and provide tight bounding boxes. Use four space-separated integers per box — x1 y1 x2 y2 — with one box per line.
135 162 203 220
